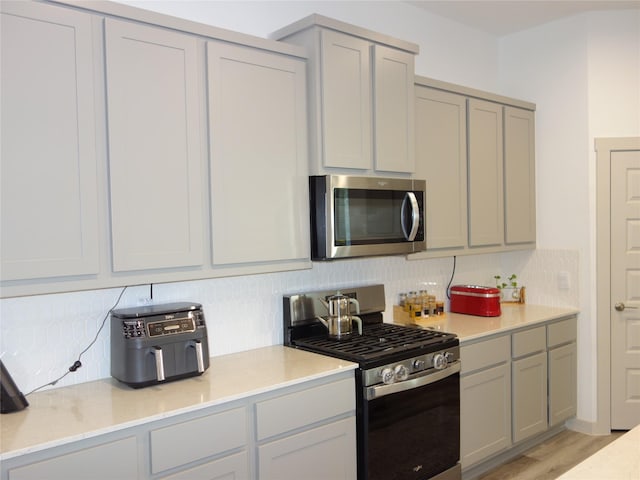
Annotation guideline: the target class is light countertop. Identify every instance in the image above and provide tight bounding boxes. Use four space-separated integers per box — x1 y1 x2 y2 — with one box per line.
0 346 357 460
1 304 578 461
557 424 640 479
393 303 579 342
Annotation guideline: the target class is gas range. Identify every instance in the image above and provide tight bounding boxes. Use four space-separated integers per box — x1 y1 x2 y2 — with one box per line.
283 284 461 480
283 284 458 371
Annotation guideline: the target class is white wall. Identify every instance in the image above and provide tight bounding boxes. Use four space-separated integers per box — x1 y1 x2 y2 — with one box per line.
499 9 640 426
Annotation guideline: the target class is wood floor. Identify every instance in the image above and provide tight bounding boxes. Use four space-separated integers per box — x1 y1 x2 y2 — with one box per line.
478 429 625 480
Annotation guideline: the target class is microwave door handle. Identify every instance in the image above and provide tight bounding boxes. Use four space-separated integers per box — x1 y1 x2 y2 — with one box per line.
401 192 420 241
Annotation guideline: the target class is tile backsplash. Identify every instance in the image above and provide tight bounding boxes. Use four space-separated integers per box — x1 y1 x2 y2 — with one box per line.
0 248 578 394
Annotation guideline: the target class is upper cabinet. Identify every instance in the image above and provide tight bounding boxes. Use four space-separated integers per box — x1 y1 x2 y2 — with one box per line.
104 18 205 272
206 41 310 270
272 14 418 175
0 1 100 282
1 0 310 298
411 77 536 260
468 98 504 248
504 106 536 245
414 86 467 251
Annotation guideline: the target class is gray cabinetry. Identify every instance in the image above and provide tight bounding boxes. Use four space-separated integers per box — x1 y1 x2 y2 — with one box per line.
511 326 548 443
1 372 355 480
547 318 578 426
104 18 204 272
256 377 357 479
272 15 417 175
460 316 577 474
460 336 511 468
414 86 467 251
1 1 311 298
0 1 100 282
468 99 504 248
6 437 138 480
206 41 309 270
504 107 536 245
150 407 247 475
410 76 536 260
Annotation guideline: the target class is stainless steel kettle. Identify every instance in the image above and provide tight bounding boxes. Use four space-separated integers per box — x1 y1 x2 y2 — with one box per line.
316 292 362 340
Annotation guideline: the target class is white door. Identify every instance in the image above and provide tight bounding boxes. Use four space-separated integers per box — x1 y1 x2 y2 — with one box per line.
611 147 640 430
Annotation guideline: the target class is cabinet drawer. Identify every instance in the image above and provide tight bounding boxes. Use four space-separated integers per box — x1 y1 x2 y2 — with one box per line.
7 437 138 480
512 326 546 358
150 407 246 474
547 317 577 348
256 377 355 440
461 336 510 374
159 451 248 480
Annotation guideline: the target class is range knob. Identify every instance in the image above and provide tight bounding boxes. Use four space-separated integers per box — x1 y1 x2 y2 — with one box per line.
433 353 449 370
413 358 426 371
394 364 409 381
381 367 396 385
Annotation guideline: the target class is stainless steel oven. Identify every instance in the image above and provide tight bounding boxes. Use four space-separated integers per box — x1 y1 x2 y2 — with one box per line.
362 356 461 480
284 285 461 480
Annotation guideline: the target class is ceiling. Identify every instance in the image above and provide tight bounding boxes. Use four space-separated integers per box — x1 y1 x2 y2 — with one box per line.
406 1 640 36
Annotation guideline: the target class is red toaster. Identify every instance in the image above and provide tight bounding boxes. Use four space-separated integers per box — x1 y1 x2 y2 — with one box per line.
449 285 501 317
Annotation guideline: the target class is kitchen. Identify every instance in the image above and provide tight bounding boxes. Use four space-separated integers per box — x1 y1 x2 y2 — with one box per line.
1 0 639 479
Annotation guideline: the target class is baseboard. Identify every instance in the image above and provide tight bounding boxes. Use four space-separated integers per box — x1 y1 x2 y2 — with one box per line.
566 417 611 436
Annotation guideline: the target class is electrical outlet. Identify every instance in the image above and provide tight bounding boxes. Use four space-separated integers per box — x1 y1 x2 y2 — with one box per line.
558 271 571 290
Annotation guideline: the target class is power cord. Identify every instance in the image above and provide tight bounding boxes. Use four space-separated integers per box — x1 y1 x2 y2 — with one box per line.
25 286 128 396
446 256 457 299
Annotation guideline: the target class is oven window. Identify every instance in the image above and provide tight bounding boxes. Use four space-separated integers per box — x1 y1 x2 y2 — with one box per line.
334 188 408 246
366 373 460 480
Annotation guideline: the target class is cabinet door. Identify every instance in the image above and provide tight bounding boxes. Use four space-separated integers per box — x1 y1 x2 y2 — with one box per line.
504 107 536 244
512 352 548 443
320 29 372 170
467 99 503 247
414 86 467 250
373 45 415 173
207 41 309 266
258 417 357 480
0 1 99 280
460 363 511 468
548 342 577 426
105 18 204 272
7 437 138 480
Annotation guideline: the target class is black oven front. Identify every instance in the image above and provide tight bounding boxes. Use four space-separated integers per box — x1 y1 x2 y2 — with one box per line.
357 358 461 480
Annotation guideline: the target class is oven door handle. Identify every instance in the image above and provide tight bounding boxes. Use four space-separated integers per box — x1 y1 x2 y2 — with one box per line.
366 361 461 400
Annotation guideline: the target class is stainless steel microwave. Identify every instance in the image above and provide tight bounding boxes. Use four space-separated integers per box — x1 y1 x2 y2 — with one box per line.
309 175 426 260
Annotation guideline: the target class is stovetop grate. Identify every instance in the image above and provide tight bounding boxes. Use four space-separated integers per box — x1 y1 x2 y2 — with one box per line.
292 323 457 364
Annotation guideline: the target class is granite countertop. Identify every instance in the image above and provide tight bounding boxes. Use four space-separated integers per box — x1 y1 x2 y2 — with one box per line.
557 424 640 479
393 303 579 342
0 346 357 460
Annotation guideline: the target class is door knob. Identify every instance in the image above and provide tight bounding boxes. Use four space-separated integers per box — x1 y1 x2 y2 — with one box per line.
615 302 638 312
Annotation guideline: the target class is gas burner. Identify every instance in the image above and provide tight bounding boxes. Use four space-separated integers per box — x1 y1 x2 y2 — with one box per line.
291 322 456 367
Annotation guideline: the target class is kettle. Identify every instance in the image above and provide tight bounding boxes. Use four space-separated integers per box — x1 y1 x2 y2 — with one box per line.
316 292 363 340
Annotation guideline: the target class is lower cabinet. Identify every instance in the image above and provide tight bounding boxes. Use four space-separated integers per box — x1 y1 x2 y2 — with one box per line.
258 418 357 480
255 376 357 480
6 437 139 480
159 452 248 480
460 364 511 467
548 319 578 426
460 336 511 468
512 351 548 443
460 316 577 473
1 373 355 480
